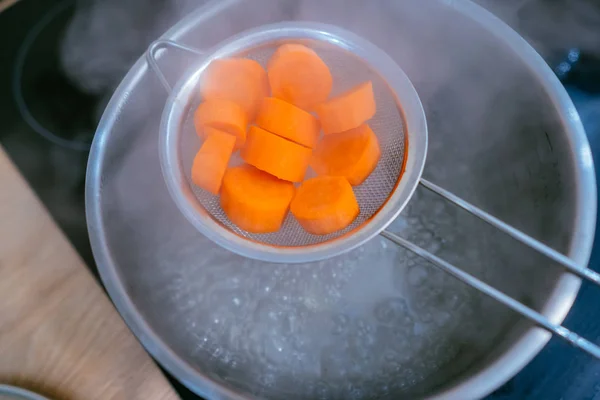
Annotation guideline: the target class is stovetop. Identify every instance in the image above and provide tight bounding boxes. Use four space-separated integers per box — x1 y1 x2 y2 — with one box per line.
0 1 599 399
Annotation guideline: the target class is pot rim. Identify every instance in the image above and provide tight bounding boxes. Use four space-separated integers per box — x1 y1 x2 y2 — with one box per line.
0 385 51 400
86 1 597 399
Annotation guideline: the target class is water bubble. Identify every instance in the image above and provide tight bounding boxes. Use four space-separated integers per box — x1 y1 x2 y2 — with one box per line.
407 266 428 287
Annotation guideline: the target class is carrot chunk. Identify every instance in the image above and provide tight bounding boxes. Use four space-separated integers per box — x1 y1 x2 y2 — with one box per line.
310 123 381 186
255 97 320 148
291 176 359 235
200 58 269 120
315 81 376 135
194 99 248 149
221 164 295 233
267 44 333 111
191 128 236 195
241 126 312 182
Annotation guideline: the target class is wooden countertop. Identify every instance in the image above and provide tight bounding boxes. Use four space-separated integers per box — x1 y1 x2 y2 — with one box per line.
0 146 179 399
0 0 18 13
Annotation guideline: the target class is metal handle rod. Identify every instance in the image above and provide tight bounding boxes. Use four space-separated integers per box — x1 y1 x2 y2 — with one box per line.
146 40 204 94
380 230 600 359
419 178 600 287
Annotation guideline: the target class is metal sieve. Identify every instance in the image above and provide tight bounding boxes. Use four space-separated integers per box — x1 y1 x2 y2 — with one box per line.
147 22 600 359
148 22 427 264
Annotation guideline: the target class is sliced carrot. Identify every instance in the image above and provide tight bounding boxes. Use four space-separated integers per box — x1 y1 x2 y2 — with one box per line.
220 164 295 233
193 99 248 149
200 58 269 120
241 126 312 182
315 81 376 135
290 176 359 235
191 128 236 195
255 97 320 148
310 123 381 186
267 44 333 111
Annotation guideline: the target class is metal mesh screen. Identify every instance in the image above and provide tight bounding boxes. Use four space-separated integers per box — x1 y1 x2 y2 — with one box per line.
179 40 406 247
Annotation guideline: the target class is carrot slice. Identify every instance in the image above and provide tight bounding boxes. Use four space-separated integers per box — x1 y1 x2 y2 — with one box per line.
191 128 236 195
310 123 381 186
200 58 269 120
267 44 333 111
315 81 376 135
221 164 295 233
193 99 248 149
255 97 320 148
241 126 312 182
291 176 359 235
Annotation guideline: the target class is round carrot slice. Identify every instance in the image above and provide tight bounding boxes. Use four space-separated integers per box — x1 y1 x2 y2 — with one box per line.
221 164 295 233
291 176 359 235
267 44 333 111
194 99 248 149
241 126 312 182
200 58 269 120
315 81 376 135
310 123 381 186
191 128 236 195
255 97 320 148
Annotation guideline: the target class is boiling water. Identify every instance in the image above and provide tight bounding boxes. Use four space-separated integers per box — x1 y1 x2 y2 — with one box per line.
145 186 511 399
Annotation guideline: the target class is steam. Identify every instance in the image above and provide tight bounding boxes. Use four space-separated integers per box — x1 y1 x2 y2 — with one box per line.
477 0 600 59
60 0 600 256
59 0 198 94
59 0 600 99
70 1 599 396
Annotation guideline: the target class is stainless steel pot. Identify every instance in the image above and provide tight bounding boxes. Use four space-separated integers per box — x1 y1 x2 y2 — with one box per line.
86 0 596 399
0 385 50 400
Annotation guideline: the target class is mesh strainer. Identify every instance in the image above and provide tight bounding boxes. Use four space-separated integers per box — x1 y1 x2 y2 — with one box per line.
149 22 427 264
147 22 600 358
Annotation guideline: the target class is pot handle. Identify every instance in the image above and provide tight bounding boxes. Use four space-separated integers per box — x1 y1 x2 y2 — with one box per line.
146 40 204 94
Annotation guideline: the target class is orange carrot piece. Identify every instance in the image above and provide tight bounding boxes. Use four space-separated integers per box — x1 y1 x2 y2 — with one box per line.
193 99 248 149
241 126 312 182
255 97 320 148
220 164 295 233
191 128 236 195
200 58 269 120
310 123 381 186
315 81 376 135
267 44 333 111
290 176 359 235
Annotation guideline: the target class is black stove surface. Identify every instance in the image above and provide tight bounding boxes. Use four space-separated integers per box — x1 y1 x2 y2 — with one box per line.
1 1 599 399
0 0 96 269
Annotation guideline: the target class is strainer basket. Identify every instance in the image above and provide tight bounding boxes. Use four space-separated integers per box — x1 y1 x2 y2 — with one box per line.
147 22 600 359
149 22 427 263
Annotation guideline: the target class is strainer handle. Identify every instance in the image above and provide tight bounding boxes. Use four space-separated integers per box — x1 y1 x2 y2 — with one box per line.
418 179 600 286
381 230 600 359
381 178 600 359
146 40 204 93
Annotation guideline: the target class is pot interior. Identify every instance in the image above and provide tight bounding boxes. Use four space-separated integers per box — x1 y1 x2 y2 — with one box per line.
89 0 594 398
